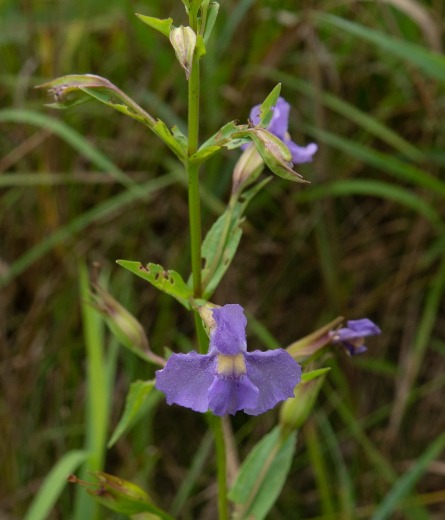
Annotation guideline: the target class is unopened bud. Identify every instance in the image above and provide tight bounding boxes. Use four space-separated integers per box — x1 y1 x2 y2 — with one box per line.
170 26 196 80
71 472 161 516
92 283 150 361
231 144 264 194
234 127 307 183
286 316 344 363
280 368 330 432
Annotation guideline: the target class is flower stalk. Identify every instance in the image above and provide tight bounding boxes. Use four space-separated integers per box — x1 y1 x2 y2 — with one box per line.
186 7 228 519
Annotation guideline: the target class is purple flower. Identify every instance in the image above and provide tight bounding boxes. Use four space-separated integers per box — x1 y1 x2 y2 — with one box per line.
155 304 302 416
245 97 317 164
330 319 381 355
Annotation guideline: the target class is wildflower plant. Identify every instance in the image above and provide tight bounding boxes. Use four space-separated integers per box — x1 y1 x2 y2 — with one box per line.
38 1 380 518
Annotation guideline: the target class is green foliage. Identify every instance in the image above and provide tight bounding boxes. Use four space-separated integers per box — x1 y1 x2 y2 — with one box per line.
23 451 89 520
135 15 174 38
108 380 156 448
117 260 193 309
255 83 282 128
229 426 297 520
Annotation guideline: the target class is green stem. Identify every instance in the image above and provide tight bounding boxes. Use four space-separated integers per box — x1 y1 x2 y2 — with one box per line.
187 10 202 299
187 8 228 519
209 415 229 520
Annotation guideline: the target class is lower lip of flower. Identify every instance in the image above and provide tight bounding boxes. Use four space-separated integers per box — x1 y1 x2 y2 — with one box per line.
216 353 246 377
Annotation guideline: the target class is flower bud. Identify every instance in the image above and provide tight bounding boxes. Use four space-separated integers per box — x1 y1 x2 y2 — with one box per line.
169 26 197 79
70 472 164 516
91 282 150 361
231 144 264 195
280 368 330 432
286 316 344 363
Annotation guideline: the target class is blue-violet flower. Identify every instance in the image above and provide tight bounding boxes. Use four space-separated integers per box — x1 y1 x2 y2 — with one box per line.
245 97 317 164
330 319 381 355
155 304 302 416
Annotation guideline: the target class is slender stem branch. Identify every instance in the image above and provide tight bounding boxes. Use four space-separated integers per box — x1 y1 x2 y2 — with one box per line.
210 415 229 520
187 12 202 298
187 8 228 519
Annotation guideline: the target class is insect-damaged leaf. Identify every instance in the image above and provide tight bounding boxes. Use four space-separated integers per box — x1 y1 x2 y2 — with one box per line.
117 260 192 309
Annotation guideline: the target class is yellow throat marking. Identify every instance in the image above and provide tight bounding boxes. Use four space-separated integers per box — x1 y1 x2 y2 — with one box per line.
216 353 246 377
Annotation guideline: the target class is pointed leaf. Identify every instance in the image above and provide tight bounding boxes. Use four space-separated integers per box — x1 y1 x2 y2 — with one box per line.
229 426 297 520
135 14 173 38
201 179 270 297
37 75 187 161
37 74 155 125
117 260 192 309
256 83 281 128
108 380 155 447
201 210 242 297
203 2 220 44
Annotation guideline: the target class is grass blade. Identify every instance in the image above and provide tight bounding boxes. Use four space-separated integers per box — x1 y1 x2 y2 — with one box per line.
295 179 445 236
23 450 88 520
0 109 133 187
0 174 176 288
372 433 445 520
314 13 445 84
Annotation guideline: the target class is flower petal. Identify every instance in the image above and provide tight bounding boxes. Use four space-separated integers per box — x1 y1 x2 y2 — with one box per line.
155 352 216 412
267 98 290 139
243 350 302 415
285 140 318 164
208 375 259 416
249 97 289 140
336 319 381 341
210 304 247 355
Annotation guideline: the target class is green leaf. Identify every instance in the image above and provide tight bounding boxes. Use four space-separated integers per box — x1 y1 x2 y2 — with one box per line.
191 121 250 164
201 208 242 297
280 368 331 431
37 74 154 124
37 75 187 161
256 83 281 128
203 2 220 44
23 451 89 520
152 119 188 161
201 179 270 297
108 380 155 447
135 14 173 38
315 12 445 85
229 426 297 520
116 260 193 309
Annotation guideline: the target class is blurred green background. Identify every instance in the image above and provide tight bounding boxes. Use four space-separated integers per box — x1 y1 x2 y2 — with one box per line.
2 0 445 518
